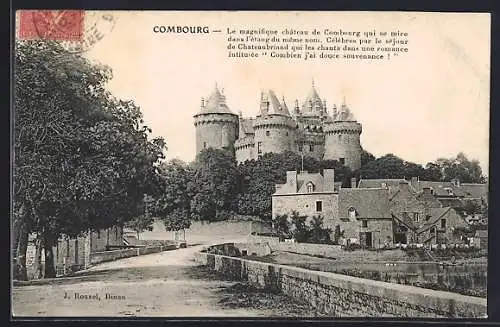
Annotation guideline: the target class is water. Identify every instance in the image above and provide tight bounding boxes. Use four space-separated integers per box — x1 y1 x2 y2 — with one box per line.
330 262 487 297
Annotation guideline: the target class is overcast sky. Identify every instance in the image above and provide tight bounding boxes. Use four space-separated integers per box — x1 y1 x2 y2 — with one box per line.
83 11 490 174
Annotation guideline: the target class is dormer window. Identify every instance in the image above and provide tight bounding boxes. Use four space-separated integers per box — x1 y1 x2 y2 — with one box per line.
381 182 387 188
348 207 356 219
306 182 315 193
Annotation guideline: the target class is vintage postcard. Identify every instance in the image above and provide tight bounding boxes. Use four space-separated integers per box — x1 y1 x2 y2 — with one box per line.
12 11 489 318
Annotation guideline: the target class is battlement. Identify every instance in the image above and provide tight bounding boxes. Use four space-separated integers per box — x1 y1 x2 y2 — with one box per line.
324 121 362 134
194 112 239 127
254 114 296 129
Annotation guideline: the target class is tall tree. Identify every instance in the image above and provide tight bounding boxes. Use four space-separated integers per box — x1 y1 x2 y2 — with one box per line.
152 159 193 232
189 148 238 222
14 41 166 279
434 153 486 183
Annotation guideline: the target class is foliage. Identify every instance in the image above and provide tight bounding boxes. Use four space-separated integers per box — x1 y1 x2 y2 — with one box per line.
124 195 155 238
273 214 291 239
307 215 332 244
14 41 166 279
189 148 238 222
152 159 192 231
236 151 352 220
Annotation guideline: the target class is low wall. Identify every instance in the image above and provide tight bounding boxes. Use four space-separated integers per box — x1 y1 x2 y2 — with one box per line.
90 244 177 265
194 252 487 318
269 242 343 258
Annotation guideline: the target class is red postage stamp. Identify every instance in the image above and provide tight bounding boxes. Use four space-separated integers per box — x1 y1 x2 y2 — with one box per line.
18 10 84 41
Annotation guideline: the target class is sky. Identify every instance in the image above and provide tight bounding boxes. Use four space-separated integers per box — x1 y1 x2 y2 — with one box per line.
82 11 490 174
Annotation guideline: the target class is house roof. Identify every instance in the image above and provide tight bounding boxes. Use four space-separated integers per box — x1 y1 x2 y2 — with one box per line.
417 207 452 234
296 172 324 193
358 178 406 189
273 171 341 195
338 188 391 219
392 212 417 230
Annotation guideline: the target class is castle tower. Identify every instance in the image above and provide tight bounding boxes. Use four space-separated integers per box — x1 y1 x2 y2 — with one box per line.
324 98 362 170
253 90 296 158
193 83 239 155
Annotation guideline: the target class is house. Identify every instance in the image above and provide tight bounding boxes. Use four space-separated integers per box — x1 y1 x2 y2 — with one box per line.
272 169 341 230
416 207 469 245
337 187 393 248
272 169 393 248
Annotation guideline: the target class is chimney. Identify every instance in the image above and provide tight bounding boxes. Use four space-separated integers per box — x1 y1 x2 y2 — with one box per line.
422 187 432 196
351 177 357 188
411 177 418 187
323 169 335 192
286 171 297 192
399 180 410 192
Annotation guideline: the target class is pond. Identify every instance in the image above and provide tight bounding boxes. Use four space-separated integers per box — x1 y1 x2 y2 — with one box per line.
330 262 487 298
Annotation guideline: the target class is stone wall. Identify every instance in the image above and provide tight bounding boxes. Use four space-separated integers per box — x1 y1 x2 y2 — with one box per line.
194 252 487 318
89 244 177 265
269 242 343 258
272 193 339 230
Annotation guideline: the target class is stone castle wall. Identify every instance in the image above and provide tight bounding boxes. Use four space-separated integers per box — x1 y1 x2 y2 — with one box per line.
194 113 239 154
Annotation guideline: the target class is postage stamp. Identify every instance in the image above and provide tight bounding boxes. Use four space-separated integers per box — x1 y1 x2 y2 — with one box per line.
17 10 116 53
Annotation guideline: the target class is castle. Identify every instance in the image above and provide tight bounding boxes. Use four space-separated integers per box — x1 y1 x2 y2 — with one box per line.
193 82 363 170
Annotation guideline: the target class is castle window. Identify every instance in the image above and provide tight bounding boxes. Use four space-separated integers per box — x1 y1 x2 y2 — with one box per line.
298 144 303 152
338 135 342 141
306 182 315 193
348 207 356 219
309 144 314 152
286 132 289 136
257 142 262 154
362 220 368 228
203 142 207 149
339 158 345 165
316 201 322 212
413 212 419 222
266 131 270 136
441 219 446 229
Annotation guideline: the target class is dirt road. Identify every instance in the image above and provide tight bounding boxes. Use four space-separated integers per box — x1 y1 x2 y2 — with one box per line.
12 241 316 317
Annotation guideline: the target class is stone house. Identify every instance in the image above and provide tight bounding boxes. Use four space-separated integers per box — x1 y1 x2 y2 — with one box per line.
272 169 341 230
337 187 393 248
272 169 393 248
415 207 469 245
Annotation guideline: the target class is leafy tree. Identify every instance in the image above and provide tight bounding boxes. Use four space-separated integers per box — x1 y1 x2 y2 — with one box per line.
421 162 442 181
360 148 376 166
307 215 332 244
333 224 344 245
125 195 155 240
14 41 165 279
152 159 193 232
434 153 486 183
290 210 309 242
356 154 425 180
273 214 291 239
189 148 238 222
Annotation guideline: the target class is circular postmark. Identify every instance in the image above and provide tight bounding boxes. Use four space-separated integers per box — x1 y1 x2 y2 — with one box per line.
30 10 116 53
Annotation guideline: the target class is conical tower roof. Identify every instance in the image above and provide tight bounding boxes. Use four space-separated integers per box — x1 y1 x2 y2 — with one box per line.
199 83 235 115
335 97 357 121
301 81 326 116
258 89 291 117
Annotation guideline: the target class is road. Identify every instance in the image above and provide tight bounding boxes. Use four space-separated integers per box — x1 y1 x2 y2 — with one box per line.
12 239 313 317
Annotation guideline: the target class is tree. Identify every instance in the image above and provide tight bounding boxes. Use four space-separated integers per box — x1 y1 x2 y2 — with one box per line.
189 148 238 222
356 154 425 180
14 41 166 279
434 153 486 183
152 159 193 233
125 195 155 240
307 215 332 244
290 210 309 242
273 214 291 239
360 148 376 167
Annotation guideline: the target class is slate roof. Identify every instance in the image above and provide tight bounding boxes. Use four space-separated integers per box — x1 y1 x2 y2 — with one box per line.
239 117 255 135
260 90 291 116
198 84 236 115
338 188 391 219
335 103 357 122
273 171 341 194
358 178 407 189
417 207 453 234
301 85 325 116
